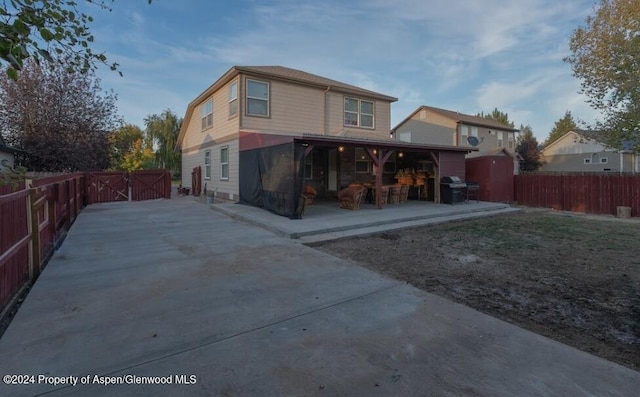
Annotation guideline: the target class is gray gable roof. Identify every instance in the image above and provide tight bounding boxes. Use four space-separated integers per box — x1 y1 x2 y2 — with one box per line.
420 105 519 131
394 105 519 132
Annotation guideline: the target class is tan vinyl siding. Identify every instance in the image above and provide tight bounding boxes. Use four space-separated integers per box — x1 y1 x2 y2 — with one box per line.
241 77 324 134
416 109 457 129
326 92 391 139
211 139 239 199
181 80 240 151
180 147 202 189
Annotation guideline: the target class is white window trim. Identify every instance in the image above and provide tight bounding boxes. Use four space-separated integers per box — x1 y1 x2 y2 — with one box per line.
246 79 270 117
584 158 591 164
220 146 229 180
460 125 468 136
344 97 375 129
470 126 478 137
228 81 238 117
204 150 211 180
201 99 213 130
600 157 608 164
497 131 504 148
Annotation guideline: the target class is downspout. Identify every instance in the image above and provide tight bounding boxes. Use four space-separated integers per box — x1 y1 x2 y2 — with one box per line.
323 86 331 135
455 122 460 146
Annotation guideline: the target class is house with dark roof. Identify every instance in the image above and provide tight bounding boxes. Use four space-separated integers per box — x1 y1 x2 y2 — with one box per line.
176 66 475 218
540 130 639 173
0 134 21 170
392 105 519 165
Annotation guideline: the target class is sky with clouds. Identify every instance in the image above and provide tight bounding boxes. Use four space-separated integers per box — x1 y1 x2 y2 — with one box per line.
87 0 601 142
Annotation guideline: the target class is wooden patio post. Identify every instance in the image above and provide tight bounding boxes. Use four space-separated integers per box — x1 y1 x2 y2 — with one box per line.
366 148 394 209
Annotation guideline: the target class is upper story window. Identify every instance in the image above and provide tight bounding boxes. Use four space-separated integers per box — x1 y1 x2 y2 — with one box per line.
460 125 468 136
344 97 375 129
246 79 269 116
470 126 478 137
228 81 238 117
497 131 504 147
201 99 213 130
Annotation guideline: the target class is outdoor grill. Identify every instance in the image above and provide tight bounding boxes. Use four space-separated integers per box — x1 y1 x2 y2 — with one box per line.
440 176 467 204
465 181 480 202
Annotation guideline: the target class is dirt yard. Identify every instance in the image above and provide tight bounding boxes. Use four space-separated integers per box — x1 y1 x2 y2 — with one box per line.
313 210 640 371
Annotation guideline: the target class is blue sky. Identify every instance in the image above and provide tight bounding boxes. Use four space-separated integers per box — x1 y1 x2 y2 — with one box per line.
87 0 599 142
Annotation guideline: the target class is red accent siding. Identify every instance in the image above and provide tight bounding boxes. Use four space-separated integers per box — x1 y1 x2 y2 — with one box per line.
438 151 466 180
466 156 514 203
239 131 294 151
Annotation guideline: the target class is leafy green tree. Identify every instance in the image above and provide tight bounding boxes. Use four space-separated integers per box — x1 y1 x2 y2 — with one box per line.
516 124 542 171
144 109 181 175
476 107 515 128
109 123 145 170
0 0 152 79
545 110 578 146
0 59 119 171
119 137 154 171
564 0 640 152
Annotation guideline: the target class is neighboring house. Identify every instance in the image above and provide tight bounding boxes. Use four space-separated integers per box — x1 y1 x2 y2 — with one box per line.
0 134 20 170
392 105 520 173
176 66 474 218
540 130 639 173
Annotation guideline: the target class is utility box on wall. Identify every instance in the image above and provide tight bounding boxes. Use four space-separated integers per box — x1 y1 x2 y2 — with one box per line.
465 156 514 203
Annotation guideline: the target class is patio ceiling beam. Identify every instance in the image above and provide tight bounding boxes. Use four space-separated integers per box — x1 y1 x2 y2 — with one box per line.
429 151 439 168
304 144 315 157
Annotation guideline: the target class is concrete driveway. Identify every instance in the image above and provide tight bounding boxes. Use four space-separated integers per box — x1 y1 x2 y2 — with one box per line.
0 198 638 396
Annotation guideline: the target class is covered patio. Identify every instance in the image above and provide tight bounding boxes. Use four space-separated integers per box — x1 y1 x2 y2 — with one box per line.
238 132 475 219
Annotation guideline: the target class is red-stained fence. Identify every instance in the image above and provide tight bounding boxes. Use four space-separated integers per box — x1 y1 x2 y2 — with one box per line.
515 173 640 216
0 169 171 317
130 170 172 201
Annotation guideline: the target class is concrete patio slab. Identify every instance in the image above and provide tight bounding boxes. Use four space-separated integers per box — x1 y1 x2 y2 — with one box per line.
0 198 638 396
211 199 519 241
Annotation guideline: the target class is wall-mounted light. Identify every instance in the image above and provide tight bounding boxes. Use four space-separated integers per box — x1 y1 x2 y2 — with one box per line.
398 152 404 158
338 145 345 153
372 149 378 155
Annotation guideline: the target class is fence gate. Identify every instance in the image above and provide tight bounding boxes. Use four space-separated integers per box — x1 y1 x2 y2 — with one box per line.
130 170 172 201
86 172 129 204
191 166 202 197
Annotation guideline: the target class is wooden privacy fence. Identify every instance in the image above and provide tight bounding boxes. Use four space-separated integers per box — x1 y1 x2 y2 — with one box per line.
0 169 171 317
515 174 640 216
0 174 84 317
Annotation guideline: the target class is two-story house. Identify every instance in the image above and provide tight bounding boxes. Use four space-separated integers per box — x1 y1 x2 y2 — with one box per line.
176 66 474 218
392 105 519 169
540 130 639 173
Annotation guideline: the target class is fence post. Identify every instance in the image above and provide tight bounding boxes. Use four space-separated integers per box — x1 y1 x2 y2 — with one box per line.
65 180 71 230
28 189 41 281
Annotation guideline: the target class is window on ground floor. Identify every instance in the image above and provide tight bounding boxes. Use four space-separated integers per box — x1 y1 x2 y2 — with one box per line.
220 146 229 180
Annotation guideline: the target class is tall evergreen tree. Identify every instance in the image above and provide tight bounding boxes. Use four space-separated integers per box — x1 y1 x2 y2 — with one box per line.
545 111 578 146
476 107 515 128
516 124 542 171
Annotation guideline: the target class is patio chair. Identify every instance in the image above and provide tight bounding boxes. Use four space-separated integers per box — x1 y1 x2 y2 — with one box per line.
399 184 410 203
389 185 402 204
303 184 317 205
338 184 367 210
